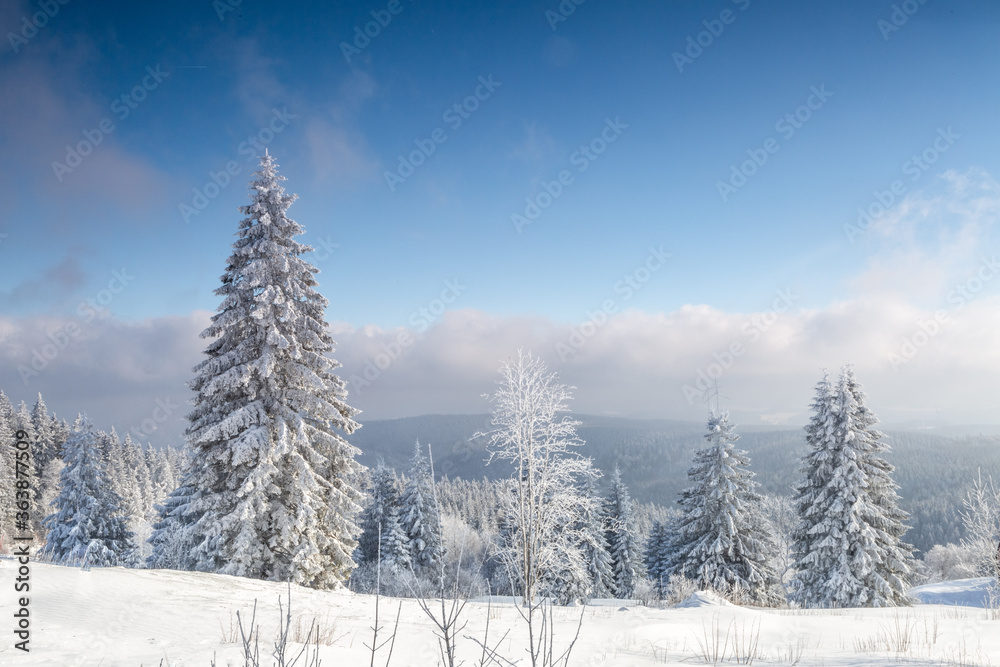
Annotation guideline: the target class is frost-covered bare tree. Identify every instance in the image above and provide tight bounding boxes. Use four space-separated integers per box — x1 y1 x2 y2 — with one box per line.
960 470 1000 578
481 351 598 604
759 493 797 587
479 350 595 667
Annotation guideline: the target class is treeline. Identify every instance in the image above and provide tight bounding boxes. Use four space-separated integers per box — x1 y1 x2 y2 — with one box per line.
347 362 997 608
350 415 1000 555
0 391 186 562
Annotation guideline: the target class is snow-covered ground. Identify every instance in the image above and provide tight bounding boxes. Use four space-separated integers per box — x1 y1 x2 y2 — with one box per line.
910 577 998 607
1 559 997 667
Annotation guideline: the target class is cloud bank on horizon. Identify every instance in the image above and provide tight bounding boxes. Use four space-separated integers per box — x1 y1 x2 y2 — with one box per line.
4 167 1000 445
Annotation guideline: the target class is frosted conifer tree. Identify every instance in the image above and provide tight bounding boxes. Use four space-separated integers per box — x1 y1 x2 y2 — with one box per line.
357 459 405 564
175 152 364 588
672 411 781 606
31 394 57 481
145 444 193 570
149 444 182 502
37 458 65 526
791 366 913 607
381 503 412 571
644 520 672 597
540 542 592 605
0 414 16 544
580 476 614 599
14 401 32 440
133 444 156 519
400 440 445 571
0 391 13 423
603 466 642 599
5 400 40 536
841 366 914 601
41 415 137 566
116 434 146 521
539 478 604 604
147 478 197 570
99 428 143 527
31 395 68 528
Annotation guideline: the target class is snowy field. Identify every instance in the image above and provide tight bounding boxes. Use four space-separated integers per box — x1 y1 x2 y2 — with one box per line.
1 560 998 667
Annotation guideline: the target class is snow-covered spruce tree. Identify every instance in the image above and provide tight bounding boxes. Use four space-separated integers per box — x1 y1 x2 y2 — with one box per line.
645 520 672 598
37 457 65 527
579 476 614 600
790 366 913 607
789 371 839 606
145 444 194 570
540 541 592 605
603 465 642 599
671 411 782 606
99 428 144 528
117 434 157 561
31 394 58 485
131 440 156 520
400 440 445 571
41 415 137 566
0 413 17 546
148 443 183 504
381 503 412 571
11 400 38 530
481 350 599 606
0 391 13 424
13 401 33 441
539 476 606 605
841 366 914 600
356 459 406 565
146 478 197 570
175 152 364 588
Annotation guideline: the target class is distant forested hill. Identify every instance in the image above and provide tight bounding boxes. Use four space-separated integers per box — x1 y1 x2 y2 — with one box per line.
347 414 1000 554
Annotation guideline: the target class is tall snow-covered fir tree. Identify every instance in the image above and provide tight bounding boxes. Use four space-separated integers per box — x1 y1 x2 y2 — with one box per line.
841 366 915 600
170 152 364 588
41 415 137 566
603 465 642 599
671 411 782 606
400 440 445 571
790 366 913 607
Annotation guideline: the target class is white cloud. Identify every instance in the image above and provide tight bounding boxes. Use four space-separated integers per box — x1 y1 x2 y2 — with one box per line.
853 168 1000 303
4 171 1000 444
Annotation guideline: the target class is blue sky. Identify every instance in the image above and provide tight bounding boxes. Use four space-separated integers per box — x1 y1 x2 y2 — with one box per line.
3 0 1000 441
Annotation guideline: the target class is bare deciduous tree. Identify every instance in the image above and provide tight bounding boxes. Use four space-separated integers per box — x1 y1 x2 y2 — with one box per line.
960 469 1000 579
478 350 596 667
